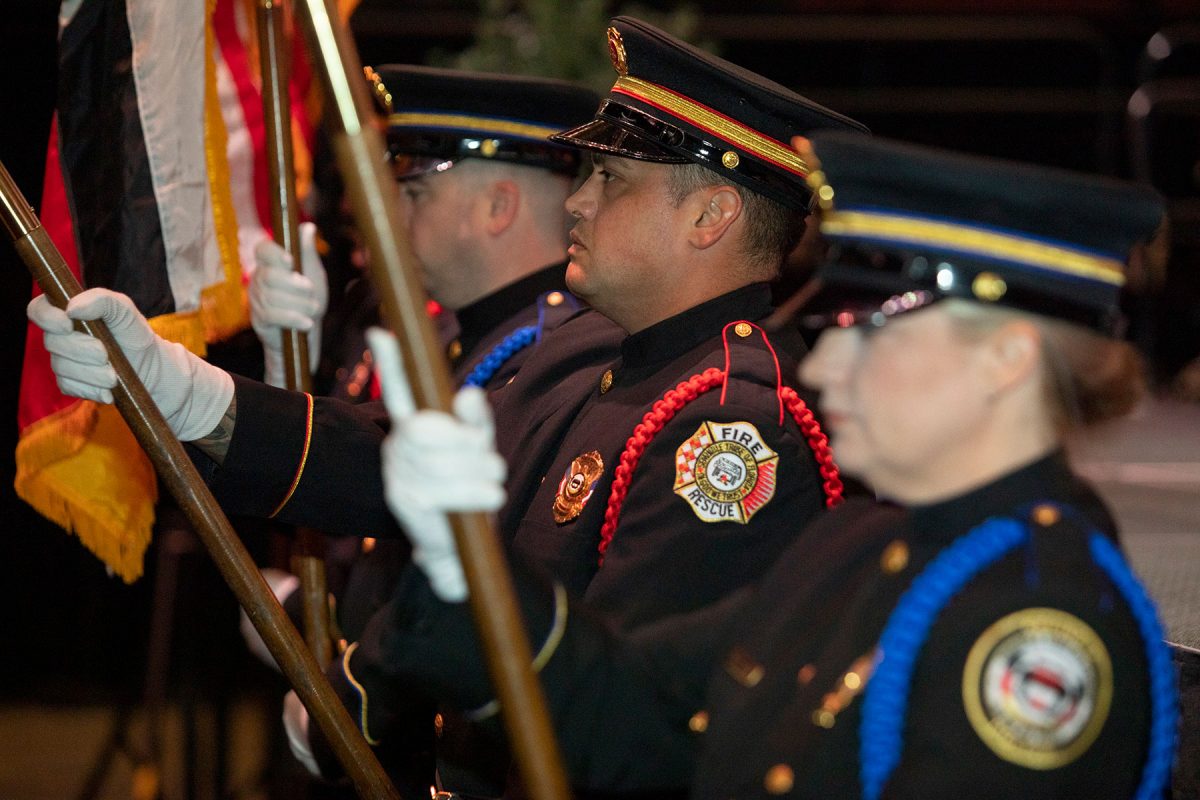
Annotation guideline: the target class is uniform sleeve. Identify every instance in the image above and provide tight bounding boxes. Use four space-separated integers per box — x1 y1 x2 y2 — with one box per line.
880 542 1153 800
201 374 401 537
324 562 739 793
582 389 827 631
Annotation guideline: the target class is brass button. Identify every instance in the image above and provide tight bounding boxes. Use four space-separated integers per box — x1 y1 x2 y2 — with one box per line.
546 291 565 307
764 763 794 795
599 369 614 394
433 712 444 738
724 646 764 688
447 339 463 360
1032 504 1061 526
971 271 1007 302
734 321 753 338
722 150 741 169
812 709 835 729
480 139 499 158
688 710 709 733
880 539 909 574
361 537 377 554
797 664 817 686
843 671 862 690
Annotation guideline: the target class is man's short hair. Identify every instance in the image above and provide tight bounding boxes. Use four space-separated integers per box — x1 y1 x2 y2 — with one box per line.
665 163 806 278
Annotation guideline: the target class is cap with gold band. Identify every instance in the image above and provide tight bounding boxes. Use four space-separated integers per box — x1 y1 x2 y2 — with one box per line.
367 64 600 179
549 16 868 211
797 131 1165 335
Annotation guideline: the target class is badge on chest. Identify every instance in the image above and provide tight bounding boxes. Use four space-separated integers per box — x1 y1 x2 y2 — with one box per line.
553 450 605 524
674 420 778 523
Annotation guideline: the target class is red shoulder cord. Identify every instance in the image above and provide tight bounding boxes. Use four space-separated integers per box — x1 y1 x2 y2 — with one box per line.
597 321 844 565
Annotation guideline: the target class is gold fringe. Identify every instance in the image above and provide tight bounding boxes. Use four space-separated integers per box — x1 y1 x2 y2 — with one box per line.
15 402 157 583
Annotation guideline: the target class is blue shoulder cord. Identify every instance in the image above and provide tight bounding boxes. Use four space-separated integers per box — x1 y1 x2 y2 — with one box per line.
461 325 538 388
460 291 579 389
859 506 1178 800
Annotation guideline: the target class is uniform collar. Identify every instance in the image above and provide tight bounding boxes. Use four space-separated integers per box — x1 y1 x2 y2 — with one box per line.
454 262 569 355
619 282 775 368
907 450 1112 541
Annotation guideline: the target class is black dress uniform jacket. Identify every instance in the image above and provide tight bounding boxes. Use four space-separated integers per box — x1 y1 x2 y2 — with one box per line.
490 281 828 630
318 263 592 641
367 453 1156 799
318 283 834 797
189 263 609 541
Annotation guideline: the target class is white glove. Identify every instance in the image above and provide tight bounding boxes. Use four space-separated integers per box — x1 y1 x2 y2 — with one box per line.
27 288 234 441
239 567 300 672
250 222 328 388
367 327 507 602
282 689 321 777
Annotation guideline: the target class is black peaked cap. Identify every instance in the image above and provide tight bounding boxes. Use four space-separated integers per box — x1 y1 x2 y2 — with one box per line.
370 64 601 176
551 16 868 210
802 131 1165 334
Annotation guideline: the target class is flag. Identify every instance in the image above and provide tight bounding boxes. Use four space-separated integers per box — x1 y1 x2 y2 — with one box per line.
15 0 323 582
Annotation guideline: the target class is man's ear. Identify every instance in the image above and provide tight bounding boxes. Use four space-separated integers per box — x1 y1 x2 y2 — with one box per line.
483 179 521 236
687 186 742 251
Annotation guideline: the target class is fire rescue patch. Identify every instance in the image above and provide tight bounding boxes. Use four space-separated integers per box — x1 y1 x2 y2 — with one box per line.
552 450 605 524
962 607 1112 770
674 421 778 524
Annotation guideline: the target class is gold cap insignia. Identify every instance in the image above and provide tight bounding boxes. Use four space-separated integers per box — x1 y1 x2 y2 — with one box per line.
721 151 741 169
607 27 628 76
972 271 1008 302
363 66 393 116
552 450 605 524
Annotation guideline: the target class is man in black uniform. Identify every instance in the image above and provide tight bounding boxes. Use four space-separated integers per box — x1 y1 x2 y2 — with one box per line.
363 132 1176 798
303 17 865 796
243 65 606 646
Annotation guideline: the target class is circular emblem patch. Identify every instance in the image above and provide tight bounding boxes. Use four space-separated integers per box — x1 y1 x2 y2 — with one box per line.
674 421 778 524
962 607 1112 770
552 450 604 524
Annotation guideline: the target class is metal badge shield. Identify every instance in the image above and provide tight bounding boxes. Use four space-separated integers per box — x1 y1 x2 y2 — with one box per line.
674 421 778 523
552 450 605 524
962 607 1113 770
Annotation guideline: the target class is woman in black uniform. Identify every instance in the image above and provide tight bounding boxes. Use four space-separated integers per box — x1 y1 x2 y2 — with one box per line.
358 132 1179 799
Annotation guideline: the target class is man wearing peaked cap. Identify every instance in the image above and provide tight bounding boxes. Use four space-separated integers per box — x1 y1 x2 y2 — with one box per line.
310 17 868 799
331 138 1174 798
239 65 620 792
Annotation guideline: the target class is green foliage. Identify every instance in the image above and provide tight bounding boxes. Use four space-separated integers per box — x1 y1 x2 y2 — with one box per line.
430 0 711 93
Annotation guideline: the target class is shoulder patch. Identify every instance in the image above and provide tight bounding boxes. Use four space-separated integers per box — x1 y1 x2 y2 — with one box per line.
553 450 605 524
962 607 1113 770
673 421 778 523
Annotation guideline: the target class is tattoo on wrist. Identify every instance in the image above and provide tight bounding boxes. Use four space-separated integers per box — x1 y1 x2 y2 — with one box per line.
194 394 237 464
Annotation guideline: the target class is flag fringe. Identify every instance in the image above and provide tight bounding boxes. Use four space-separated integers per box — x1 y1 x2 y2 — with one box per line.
15 401 157 583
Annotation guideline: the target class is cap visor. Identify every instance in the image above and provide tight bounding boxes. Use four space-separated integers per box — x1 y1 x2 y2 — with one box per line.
767 271 940 331
550 118 688 163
